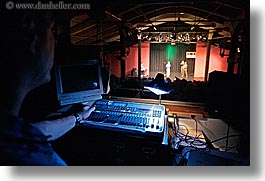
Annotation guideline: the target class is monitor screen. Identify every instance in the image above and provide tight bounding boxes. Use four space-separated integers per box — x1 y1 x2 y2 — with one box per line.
55 60 103 106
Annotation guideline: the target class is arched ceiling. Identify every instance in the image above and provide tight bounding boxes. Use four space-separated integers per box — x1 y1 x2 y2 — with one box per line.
67 0 249 50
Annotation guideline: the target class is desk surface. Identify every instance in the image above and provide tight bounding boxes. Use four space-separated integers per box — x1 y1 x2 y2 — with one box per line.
168 117 241 153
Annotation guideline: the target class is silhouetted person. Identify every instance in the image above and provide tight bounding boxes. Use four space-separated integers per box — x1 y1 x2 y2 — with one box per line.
0 11 95 165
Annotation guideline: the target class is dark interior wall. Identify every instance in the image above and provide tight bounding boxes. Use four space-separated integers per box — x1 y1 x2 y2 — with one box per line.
54 45 101 64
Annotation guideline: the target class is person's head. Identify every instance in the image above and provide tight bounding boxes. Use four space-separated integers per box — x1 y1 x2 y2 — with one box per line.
1 11 55 91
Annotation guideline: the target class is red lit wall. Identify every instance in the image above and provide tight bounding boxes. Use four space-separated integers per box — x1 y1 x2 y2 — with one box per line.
194 41 229 81
106 41 230 81
105 42 150 77
208 45 228 73
105 52 121 77
125 42 150 76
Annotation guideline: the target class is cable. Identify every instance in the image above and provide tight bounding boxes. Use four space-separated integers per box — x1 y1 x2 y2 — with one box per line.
172 113 179 132
169 114 208 149
176 124 207 149
191 115 198 137
197 120 216 139
225 119 230 152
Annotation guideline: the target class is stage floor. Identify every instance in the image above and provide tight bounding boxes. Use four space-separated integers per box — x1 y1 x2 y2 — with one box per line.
148 72 195 82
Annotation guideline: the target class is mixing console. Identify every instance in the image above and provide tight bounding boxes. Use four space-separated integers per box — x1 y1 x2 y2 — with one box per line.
82 99 166 136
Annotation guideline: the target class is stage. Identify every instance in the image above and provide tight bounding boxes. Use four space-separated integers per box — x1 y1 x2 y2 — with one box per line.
147 71 195 82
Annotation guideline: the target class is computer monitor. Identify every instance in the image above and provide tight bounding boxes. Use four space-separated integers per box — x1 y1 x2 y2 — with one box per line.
55 60 103 106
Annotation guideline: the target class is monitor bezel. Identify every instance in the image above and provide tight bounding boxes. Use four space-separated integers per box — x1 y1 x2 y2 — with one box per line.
55 60 103 106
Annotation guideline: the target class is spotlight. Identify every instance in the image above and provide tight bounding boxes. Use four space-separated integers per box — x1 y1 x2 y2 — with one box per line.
147 33 153 40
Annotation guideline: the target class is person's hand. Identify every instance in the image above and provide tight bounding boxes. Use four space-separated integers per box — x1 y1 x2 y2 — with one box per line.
79 105 96 121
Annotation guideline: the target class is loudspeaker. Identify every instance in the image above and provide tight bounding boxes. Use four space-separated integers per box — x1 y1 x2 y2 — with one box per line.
206 71 249 129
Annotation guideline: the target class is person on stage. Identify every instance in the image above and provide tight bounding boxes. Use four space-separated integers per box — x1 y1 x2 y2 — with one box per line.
141 63 146 78
180 60 188 78
165 61 171 78
183 61 188 78
180 60 185 78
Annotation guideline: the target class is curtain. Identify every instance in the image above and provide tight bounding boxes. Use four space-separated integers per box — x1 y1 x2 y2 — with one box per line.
150 43 196 78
